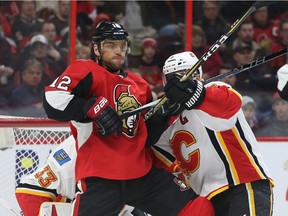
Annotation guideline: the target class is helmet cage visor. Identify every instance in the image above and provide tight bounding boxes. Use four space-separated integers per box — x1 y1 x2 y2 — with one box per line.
162 69 201 86
100 40 129 52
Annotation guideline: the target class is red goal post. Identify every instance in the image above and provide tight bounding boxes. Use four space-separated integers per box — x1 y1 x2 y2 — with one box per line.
0 116 70 216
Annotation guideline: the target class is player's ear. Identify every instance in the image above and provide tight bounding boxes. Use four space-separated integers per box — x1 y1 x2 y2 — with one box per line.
93 44 100 58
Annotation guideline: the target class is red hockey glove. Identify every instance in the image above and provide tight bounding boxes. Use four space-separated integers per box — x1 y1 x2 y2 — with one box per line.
84 97 122 136
164 74 205 110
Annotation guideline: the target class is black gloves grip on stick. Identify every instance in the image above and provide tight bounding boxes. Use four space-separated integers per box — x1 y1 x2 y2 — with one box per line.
84 96 122 136
163 75 206 116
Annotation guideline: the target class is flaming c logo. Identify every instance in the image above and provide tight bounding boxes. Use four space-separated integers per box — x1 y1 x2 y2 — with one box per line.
114 85 141 137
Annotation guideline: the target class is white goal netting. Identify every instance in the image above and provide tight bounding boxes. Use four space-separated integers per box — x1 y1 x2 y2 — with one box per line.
0 116 69 216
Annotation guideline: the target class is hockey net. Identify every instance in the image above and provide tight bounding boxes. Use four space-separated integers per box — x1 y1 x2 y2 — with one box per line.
0 116 70 216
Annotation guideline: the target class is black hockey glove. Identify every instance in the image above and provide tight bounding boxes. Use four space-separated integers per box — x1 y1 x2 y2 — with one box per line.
83 97 122 136
164 74 206 110
156 99 185 116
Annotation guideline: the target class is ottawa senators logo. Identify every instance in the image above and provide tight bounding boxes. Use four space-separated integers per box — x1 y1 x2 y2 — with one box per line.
114 85 141 137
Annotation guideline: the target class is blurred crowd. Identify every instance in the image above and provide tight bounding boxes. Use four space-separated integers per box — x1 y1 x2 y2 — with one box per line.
0 0 288 136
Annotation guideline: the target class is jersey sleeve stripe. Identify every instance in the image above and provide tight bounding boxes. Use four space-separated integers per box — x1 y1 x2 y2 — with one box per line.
45 91 74 111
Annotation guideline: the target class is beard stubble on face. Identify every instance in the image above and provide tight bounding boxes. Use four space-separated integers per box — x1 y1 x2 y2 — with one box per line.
101 55 125 73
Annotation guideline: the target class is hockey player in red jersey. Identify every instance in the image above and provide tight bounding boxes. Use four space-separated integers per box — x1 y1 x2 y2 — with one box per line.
43 21 214 216
277 64 288 100
152 51 274 216
15 136 149 216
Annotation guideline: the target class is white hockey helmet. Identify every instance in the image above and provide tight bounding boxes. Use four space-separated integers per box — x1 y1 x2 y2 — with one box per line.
162 51 202 86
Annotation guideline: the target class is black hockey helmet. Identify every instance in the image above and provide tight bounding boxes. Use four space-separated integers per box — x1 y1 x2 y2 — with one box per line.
92 21 130 44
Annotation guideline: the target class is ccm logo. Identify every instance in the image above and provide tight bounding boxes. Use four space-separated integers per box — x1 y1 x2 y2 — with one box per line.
203 35 228 61
94 97 108 114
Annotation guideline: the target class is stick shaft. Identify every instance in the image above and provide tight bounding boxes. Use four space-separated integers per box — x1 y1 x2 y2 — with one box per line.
148 1 276 119
120 47 288 120
119 1 279 120
205 47 288 84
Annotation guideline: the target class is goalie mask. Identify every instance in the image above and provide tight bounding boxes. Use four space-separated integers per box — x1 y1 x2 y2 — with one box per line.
162 51 202 86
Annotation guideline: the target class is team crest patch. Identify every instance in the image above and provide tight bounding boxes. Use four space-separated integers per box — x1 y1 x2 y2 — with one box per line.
173 178 189 191
53 149 71 166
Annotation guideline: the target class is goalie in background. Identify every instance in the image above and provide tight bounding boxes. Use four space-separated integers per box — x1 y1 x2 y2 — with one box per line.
15 136 146 216
152 51 274 215
277 64 288 100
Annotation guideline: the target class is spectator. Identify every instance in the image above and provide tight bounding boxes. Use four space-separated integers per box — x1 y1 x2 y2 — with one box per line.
35 0 57 16
0 12 12 37
191 25 223 79
232 44 254 91
196 1 230 54
94 13 110 26
218 63 236 88
9 58 46 117
142 1 185 31
232 20 262 59
20 34 63 86
50 0 70 42
232 44 275 92
252 6 280 52
254 92 288 137
136 37 163 96
35 1 56 21
41 21 67 68
76 43 90 60
77 1 97 23
242 95 259 130
0 19 17 107
11 0 42 52
0 1 20 23
269 16 288 72
101 1 125 24
221 2 253 25
0 64 15 108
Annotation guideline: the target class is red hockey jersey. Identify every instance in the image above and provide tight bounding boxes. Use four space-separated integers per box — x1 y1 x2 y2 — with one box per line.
44 60 153 181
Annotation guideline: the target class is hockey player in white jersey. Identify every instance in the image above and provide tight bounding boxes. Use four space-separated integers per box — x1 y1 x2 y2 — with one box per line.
152 51 274 215
15 136 146 216
277 64 288 100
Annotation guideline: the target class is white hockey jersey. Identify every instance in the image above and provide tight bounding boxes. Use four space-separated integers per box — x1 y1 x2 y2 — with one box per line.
153 82 273 199
16 135 76 200
277 64 288 100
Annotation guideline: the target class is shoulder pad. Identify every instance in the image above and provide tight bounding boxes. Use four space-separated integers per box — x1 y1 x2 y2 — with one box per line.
204 81 232 88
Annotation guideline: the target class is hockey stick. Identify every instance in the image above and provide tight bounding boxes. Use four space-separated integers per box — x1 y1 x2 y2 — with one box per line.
120 98 161 120
144 0 276 119
204 47 288 84
119 47 287 120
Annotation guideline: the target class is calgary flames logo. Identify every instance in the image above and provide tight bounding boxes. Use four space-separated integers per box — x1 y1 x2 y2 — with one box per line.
114 84 141 137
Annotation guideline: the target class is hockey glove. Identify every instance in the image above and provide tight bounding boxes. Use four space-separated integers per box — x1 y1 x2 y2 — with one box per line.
83 97 122 136
164 74 205 110
156 99 185 116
